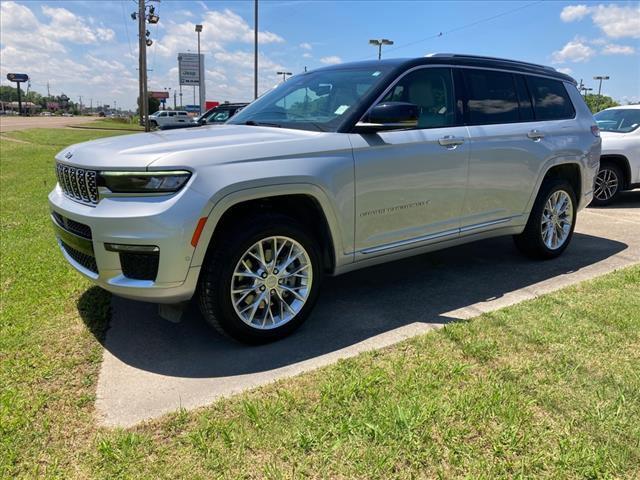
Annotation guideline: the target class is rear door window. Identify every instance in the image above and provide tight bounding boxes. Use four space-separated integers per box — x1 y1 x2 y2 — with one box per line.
463 69 519 125
526 76 575 120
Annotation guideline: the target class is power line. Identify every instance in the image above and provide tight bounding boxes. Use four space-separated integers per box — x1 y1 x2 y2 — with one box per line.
379 0 544 57
121 0 134 57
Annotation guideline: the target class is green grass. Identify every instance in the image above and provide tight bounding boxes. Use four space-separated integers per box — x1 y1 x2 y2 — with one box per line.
78 118 144 131
1 128 639 478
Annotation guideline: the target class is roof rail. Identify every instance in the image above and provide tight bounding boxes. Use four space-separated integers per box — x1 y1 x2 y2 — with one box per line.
426 53 557 72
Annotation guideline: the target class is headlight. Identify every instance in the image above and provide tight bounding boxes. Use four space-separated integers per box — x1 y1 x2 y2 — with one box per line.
98 170 191 194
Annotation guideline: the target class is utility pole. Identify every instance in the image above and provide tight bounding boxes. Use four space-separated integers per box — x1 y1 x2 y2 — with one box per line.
174 90 177 110
195 24 204 115
137 0 150 131
593 75 610 112
47 81 50 97
90 98 93 113
254 0 258 99
79 95 83 114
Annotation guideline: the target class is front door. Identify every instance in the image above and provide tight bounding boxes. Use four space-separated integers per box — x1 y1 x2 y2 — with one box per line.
350 67 469 255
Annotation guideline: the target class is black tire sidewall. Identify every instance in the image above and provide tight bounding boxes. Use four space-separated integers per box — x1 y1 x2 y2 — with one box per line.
199 216 322 343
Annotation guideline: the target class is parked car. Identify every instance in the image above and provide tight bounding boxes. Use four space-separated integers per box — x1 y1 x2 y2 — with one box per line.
49 54 600 343
196 103 249 125
148 110 191 129
591 105 640 205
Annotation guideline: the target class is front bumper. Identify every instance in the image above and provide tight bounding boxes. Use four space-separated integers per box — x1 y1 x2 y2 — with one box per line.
48 185 210 303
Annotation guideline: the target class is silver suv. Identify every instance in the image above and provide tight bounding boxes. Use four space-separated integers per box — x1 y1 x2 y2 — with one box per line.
49 54 601 343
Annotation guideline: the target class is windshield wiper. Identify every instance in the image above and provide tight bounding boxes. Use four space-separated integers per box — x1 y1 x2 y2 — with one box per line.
244 120 282 128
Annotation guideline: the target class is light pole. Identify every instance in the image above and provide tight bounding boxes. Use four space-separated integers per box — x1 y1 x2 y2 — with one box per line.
369 38 393 60
254 0 258 99
277 71 292 82
195 24 203 115
593 75 610 112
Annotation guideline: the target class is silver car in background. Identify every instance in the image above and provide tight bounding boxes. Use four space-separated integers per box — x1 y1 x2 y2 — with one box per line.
49 54 601 343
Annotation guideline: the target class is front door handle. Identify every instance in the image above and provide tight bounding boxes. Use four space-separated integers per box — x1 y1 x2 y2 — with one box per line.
438 135 465 147
527 129 545 140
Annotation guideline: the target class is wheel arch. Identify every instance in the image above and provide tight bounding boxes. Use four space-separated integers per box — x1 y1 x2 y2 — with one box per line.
599 154 631 189
525 160 583 214
191 183 347 274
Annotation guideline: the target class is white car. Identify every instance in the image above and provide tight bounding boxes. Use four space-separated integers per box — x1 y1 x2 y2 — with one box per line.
592 105 640 205
148 110 191 129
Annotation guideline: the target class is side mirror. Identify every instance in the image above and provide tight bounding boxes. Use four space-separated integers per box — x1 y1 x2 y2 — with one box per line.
356 102 419 132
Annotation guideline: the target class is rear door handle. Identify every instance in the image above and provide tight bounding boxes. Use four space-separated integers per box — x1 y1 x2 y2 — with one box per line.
527 129 544 140
438 135 465 147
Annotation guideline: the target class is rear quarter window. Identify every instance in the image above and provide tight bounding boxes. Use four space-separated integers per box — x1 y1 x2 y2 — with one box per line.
526 76 575 121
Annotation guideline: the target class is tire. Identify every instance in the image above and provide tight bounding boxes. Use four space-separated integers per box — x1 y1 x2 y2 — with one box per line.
198 213 323 344
513 177 577 259
591 161 623 206
149 120 158 129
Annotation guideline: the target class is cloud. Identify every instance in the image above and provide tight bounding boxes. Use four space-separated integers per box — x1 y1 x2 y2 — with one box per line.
156 9 284 58
552 38 595 63
560 4 590 22
302 52 312 58
299 42 312 50
602 43 636 55
320 55 342 65
559 4 640 38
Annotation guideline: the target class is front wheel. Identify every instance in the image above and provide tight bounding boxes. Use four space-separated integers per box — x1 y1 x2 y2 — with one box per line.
513 178 577 259
198 214 322 344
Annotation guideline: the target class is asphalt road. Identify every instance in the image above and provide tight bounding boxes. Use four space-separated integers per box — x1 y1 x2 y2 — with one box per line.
0 115 96 132
94 192 640 427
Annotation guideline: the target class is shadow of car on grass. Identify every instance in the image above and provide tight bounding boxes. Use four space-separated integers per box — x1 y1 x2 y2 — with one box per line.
78 232 628 379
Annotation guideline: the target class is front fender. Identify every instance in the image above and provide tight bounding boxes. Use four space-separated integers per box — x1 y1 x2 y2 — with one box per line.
189 181 353 271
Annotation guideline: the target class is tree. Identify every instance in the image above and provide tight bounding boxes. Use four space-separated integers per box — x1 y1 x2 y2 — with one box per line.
584 94 619 114
137 94 160 115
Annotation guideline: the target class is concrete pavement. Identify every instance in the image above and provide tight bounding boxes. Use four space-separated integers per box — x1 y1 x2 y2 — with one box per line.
93 191 640 427
0 115 96 132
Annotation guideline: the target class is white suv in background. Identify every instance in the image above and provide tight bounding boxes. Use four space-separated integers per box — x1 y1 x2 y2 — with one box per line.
148 110 191 129
592 105 640 205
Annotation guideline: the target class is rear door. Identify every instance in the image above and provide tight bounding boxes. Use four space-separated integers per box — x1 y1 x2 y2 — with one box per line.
460 69 551 230
350 67 470 255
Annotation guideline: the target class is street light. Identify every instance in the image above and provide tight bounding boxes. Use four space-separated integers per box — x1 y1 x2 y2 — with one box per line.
195 24 203 115
593 75 610 112
369 38 394 60
277 71 292 82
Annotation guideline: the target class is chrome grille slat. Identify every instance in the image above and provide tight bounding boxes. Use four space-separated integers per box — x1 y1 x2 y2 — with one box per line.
55 162 99 205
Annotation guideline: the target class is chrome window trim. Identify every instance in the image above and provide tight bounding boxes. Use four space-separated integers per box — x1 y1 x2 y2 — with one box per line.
358 64 578 128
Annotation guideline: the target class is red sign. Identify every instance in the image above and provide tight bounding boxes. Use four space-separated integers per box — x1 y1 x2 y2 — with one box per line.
205 101 220 110
149 91 170 99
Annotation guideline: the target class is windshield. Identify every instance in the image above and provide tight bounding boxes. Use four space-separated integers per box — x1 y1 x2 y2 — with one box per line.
594 108 640 133
228 66 393 132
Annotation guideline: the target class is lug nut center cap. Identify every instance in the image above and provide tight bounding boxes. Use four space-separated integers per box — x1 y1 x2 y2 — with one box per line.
264 275 278 289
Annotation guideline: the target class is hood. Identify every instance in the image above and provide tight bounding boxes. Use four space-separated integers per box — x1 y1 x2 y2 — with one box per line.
55 125 326 170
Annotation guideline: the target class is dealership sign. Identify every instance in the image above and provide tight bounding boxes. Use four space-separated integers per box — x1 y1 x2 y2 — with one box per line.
178 53 204 86
7 73 29 83
149 91 170 99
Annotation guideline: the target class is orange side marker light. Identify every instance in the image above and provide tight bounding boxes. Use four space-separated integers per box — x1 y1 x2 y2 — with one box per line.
191 217 208 247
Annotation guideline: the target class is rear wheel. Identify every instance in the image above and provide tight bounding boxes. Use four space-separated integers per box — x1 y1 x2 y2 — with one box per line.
591 162 623 206
513 178 577 259
198 214 322 344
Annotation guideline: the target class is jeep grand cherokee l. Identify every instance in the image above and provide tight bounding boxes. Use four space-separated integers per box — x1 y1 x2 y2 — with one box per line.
49 54 601 343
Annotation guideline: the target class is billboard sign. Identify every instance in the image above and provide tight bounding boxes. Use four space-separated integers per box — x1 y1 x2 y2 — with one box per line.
184 104 201 112
149 91 170 99
7 73 29 83
178 53 203 85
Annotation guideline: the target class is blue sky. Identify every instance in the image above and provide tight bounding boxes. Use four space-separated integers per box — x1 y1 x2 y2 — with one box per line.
1 0 638 109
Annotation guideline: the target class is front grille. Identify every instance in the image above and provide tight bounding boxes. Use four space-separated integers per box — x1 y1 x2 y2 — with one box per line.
52 212 92 239
56 162 99 205
120 252 159 281
61 240 98 273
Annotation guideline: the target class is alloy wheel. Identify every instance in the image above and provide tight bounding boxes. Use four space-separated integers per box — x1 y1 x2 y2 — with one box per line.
594 168 619 201
541 190 573 250
230 236 313 329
